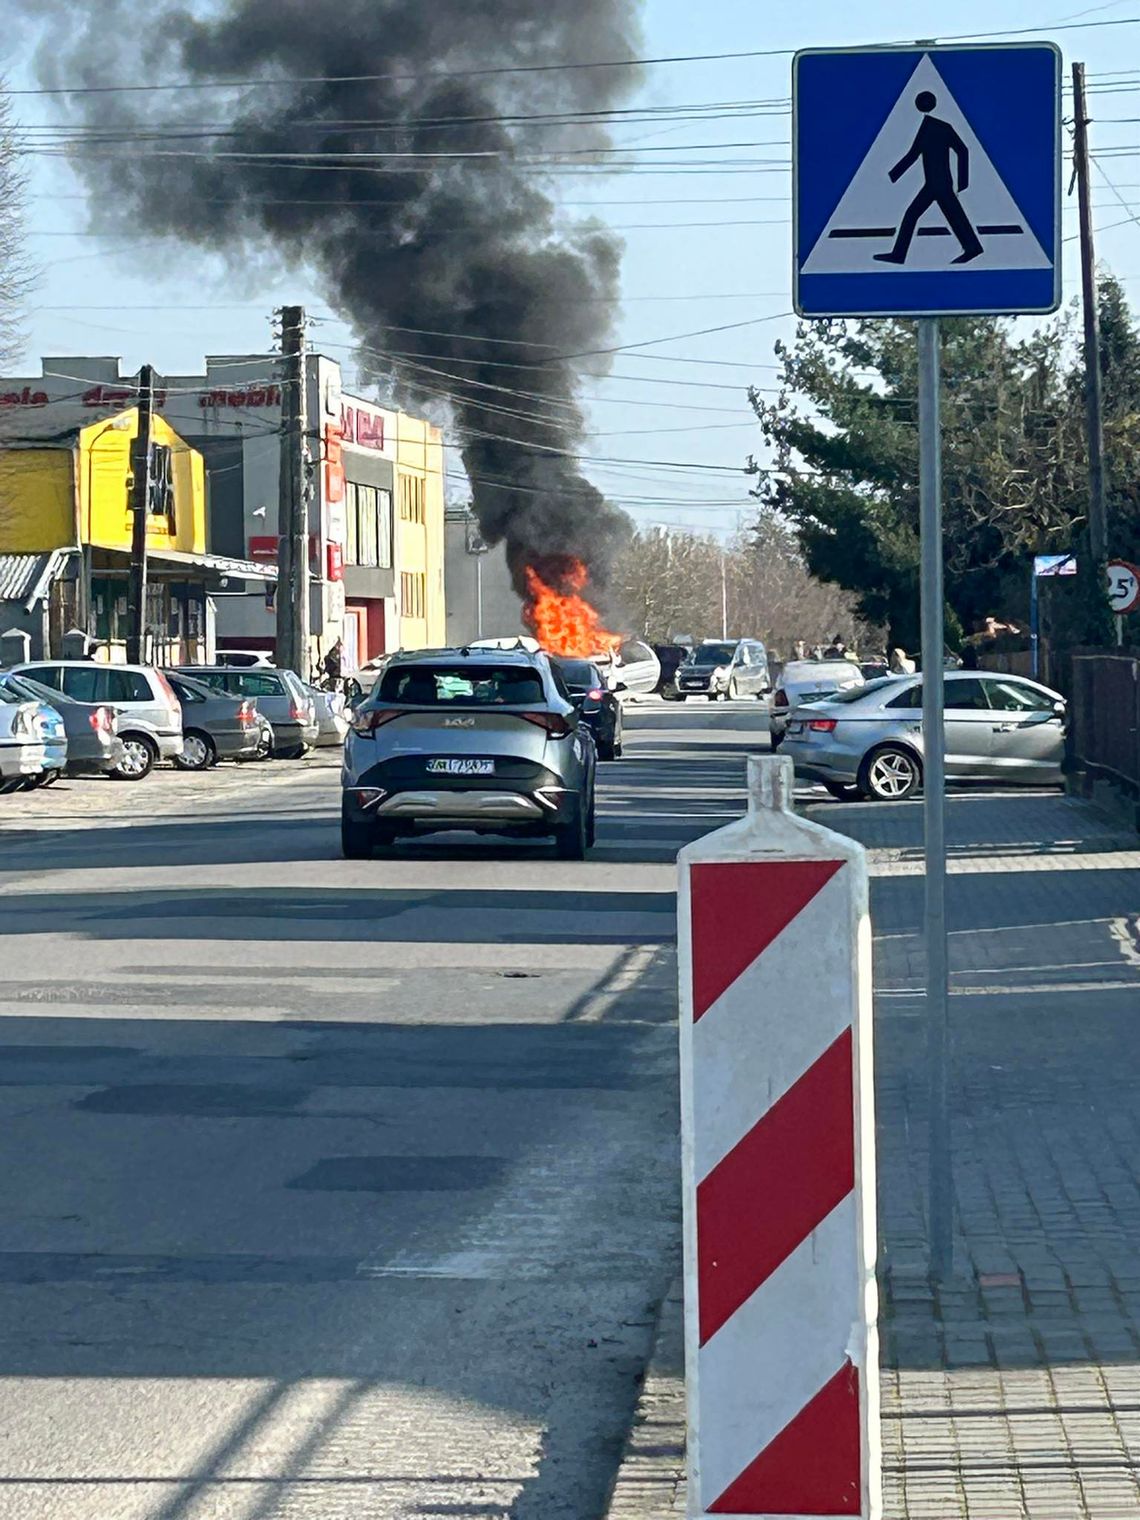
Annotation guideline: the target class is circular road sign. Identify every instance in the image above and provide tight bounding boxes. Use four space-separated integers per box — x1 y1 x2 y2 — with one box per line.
1106 560 1140 615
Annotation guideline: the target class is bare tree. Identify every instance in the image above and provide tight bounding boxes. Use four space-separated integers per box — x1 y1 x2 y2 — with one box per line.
0 89 27 368
613 518 880 656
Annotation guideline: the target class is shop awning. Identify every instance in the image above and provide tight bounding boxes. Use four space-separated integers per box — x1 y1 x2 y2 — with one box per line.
146 549 278 583
0 548 77 609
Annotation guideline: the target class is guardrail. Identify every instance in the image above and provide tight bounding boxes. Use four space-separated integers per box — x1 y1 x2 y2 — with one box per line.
1070 650 1140 789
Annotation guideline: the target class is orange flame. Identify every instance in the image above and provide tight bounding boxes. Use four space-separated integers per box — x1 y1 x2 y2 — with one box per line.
523 556 622 660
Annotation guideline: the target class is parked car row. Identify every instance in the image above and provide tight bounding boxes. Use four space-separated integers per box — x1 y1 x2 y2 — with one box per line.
0 658 345 794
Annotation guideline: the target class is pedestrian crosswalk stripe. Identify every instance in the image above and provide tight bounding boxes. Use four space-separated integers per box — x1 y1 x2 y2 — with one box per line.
802 53 1050 276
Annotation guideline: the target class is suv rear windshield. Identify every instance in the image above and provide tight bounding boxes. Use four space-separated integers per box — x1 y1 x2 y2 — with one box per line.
379 663 545 706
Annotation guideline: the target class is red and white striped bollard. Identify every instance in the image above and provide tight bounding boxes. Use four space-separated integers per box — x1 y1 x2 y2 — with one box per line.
678 753 879 1519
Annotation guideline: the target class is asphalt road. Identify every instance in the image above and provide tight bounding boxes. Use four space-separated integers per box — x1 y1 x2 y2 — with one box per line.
0 698 772 1520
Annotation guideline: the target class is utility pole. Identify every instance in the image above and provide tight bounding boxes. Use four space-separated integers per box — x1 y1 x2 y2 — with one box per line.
1072 63 1109 568
275 305 309 678
720 548 728 639
126 364 155 665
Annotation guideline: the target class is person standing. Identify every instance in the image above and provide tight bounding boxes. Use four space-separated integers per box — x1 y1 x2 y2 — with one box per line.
889 647 916 675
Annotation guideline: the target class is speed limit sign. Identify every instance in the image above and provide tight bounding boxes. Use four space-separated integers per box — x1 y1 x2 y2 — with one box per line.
1106 560 1140 615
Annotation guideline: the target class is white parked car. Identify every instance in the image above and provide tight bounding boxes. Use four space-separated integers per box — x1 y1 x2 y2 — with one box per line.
0 697 48 794
770 659 865 748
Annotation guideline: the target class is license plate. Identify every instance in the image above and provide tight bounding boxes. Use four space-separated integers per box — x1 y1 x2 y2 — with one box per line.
426 757 494 775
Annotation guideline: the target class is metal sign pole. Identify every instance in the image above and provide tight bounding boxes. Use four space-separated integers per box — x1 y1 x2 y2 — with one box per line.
918 317 952 1281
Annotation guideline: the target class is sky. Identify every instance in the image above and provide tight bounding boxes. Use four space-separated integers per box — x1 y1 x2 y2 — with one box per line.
7 0 1140 543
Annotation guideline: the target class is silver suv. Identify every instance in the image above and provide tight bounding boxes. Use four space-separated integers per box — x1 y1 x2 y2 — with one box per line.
341 647 597 859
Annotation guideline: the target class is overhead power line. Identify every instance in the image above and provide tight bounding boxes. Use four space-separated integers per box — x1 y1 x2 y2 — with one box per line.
5 17 1137 96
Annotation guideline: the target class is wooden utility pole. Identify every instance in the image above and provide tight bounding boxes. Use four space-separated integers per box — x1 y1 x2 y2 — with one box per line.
275 305 309 677
1072 62 1109 567
126 363 155 664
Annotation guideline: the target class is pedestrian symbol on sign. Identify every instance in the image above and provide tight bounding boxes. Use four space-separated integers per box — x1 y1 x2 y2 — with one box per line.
874 91 983 266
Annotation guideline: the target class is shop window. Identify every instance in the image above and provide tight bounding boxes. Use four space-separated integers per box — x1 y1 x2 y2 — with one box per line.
344 483 392 569
345 482 359 565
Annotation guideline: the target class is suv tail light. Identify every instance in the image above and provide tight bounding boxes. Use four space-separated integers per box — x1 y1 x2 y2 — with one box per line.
587 688 604 702
807 717 838 732
350 707 406 736
518 712 572 738
89 705 115 735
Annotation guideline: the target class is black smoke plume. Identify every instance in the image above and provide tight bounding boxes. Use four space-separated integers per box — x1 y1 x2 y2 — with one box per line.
24 0 641 605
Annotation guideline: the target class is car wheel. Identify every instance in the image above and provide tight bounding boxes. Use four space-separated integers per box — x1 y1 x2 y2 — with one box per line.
341 810 374 859
173 729 216 772
254 729 274 761
770 730 783 751
554 798 588 860
111 733 157 781
275 743 308 761
860 745 922 802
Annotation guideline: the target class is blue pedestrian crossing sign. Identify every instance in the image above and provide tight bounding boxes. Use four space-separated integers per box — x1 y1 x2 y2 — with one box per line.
793 43 1061 317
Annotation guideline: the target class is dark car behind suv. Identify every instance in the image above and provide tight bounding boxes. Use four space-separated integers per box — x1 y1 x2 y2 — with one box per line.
552 656 623 760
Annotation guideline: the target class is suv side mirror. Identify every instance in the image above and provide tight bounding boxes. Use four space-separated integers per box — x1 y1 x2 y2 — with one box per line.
1053 699 1066 717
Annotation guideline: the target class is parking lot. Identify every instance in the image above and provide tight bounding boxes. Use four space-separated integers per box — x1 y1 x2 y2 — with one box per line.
2 698 1140 1518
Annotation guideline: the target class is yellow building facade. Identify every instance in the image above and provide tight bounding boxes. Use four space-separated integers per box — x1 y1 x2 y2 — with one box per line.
0 408 268 661
394 413 445 650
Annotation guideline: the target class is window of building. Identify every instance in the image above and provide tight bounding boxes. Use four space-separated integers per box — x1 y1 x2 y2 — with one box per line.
345 482 359 565
399 475 425 523
344 482 392 568
400 571 426 620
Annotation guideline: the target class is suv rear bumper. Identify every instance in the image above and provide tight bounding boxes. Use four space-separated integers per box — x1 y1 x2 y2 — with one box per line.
343 780 580 832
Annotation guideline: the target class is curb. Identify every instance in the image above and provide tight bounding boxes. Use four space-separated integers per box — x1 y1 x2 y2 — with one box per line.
604 1278 687 1519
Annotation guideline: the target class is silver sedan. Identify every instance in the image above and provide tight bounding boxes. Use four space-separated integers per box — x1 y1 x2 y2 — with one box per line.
781 671 1067 801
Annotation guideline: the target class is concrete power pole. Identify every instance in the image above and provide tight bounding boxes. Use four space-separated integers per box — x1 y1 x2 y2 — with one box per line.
1072 63 1109 568
276 306 309 678
126 363 155 664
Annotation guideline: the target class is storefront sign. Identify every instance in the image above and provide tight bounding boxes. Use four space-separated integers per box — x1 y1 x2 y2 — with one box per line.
340 404 386 451
199 385 281 409
0 387 49 408
83 383 170 409
324 424 345 504
248 535 281 563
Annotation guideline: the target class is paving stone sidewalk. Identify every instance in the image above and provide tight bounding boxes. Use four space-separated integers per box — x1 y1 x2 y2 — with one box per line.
606 792 1140 1520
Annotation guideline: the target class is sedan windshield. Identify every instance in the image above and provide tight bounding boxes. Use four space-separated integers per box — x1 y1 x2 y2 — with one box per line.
378 664 546 705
